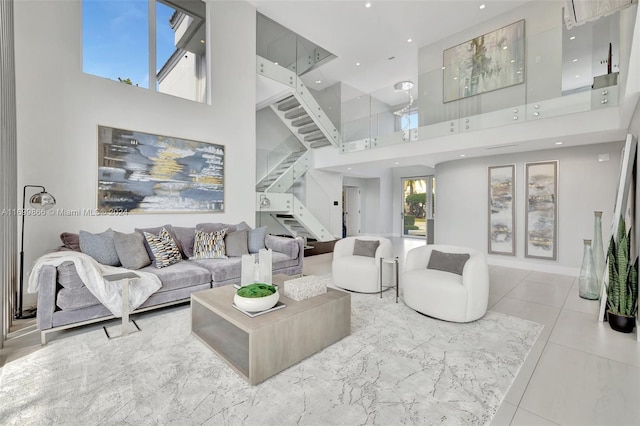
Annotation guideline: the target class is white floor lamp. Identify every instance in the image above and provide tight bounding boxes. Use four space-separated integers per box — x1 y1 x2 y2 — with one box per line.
16 185 56 319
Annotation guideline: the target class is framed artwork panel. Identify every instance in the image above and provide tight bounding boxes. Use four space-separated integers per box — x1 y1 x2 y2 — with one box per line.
97 125 224 214
525 160 558 260
488 164 516 255
443 20 525 103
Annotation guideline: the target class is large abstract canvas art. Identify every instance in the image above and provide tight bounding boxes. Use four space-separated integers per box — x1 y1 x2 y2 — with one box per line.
525 161 558 260
443 20 525 103
488 165 515 256
97 126 224 213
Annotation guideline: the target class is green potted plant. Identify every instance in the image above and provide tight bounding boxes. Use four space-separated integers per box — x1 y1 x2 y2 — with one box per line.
606 216 638 333
234 283 279 312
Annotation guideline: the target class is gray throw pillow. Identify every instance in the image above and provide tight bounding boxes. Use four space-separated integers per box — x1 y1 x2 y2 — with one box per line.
248 226 267 253
79 229 120 266
353 239 380 257
171 226 196 259
427 250 470 276
225 230 249 257
113 231 151 270
59 232 81 251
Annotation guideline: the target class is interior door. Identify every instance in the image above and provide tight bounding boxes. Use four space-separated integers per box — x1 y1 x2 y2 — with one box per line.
343 186 361 237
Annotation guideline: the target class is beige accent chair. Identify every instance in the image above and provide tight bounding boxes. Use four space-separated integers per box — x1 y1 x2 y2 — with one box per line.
402 244 489 322
332 236 393 293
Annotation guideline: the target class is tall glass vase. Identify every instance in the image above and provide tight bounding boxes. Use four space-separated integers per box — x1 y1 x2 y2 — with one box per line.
579 239 599 300
592 211 605 294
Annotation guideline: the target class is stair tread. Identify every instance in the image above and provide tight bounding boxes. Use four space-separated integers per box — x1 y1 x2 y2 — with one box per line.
298 124 320 134
304 132 326 142
284 108 308 119
310 140 332 148
277 98 301 111
291 116 314 127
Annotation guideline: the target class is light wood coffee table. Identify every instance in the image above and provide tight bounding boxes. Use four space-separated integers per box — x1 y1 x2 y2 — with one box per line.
191 277 350 385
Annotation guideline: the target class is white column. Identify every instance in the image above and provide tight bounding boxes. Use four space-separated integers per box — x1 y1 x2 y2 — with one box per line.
0 0 19 347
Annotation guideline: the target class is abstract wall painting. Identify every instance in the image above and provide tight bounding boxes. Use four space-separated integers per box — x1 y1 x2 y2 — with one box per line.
488 165 516 256
97 126 224 213
443 20 525 103
525 161 558 260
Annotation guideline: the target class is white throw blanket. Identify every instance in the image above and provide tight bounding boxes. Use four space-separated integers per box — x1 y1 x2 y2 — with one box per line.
27 251 163 317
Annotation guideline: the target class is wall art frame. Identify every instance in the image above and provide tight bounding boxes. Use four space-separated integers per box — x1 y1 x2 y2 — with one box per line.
525 160 558 260
443 19 525 103
97 125 224 214
488 164 516 256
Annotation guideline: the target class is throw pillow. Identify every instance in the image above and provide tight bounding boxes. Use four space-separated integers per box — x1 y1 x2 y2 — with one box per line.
427 250 470 276
353 239 380 258
143 227 182 268
59 232 81 251
79 229 120 266
191 228 228 260
171 226 196 259
113 231 151 270
248 226 267 253
135 224 177 260
225 230 249 257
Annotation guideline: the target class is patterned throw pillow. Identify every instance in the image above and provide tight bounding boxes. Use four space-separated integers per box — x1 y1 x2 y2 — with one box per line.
143 227 182 268
191 228 227 260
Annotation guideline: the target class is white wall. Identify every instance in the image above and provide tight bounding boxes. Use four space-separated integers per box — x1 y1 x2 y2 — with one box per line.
14 0 256 306
435 141 624 275
305 169 342 238
342 171 394 237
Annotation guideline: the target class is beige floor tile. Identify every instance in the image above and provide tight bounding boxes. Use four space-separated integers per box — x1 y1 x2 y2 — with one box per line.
507 279 572 308
510 408 559 425
302 253 333 276
491 296 560 341
490 401 517 426
526 271 575 286
548 309 640 367
562 281 602 316
520 343 640 426
504 337 547 406
490 266 531 283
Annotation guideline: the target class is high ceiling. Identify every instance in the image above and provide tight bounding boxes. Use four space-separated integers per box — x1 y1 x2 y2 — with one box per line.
249 0 533 96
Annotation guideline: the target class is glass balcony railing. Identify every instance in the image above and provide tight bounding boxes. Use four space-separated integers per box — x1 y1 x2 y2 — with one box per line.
339 7 634 153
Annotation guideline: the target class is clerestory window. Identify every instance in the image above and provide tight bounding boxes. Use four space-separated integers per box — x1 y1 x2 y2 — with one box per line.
82 0 207 103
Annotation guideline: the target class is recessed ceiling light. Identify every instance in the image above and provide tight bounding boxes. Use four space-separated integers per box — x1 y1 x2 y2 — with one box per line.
516 71 522 74
502 46 508 50
315 80 322 84
356 62 360 66
453 77 458 80
394 162 400 165
479 4 486 9
459 154 466 157
274 62 278 66
572 58 578 62
441 66 446 70
365 2 371 8
576 74 580 78
200 39 205 44
407 38 412 43
510 59 515 63
555 141 563 145
347 167 352 170
570 36 576 40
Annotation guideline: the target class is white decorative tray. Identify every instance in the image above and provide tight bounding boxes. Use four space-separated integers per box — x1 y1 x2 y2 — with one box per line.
232 301 286 318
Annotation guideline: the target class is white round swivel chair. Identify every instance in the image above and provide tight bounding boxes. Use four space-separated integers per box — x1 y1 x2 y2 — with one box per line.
402 244 489 322
332 236 393 293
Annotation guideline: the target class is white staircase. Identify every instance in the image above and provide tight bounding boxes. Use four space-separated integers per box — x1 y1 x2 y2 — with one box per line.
256 54 339 242
256 192 333 242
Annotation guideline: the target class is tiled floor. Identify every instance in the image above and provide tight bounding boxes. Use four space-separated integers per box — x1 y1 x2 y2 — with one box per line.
304 237 640 426
3 237 640 425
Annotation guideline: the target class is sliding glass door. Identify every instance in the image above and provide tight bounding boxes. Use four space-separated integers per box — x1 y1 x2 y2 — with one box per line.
402 176 435 240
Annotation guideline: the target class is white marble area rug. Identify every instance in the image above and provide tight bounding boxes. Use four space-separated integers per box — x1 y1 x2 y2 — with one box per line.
0 287 542 426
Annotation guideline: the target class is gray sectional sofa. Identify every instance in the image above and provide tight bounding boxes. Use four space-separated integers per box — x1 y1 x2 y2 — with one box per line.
36 223 304 344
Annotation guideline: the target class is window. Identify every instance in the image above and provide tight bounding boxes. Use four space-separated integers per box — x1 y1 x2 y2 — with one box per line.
82 0 207 103
396 109 419 131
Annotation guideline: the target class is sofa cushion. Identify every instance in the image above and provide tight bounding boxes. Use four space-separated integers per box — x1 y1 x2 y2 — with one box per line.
191 257 242 283
57 261 84 289
79 229 120 266
427 250 470 276
272 251 300 271
248 227 267 253
143 228 182 268
60 232 81 252
191 229 227 259
225 230 249 257
113 231 151 270
353 239 380 257
171 226 196 259
138 261 211 292
265 235 299 259
57 287 100 311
